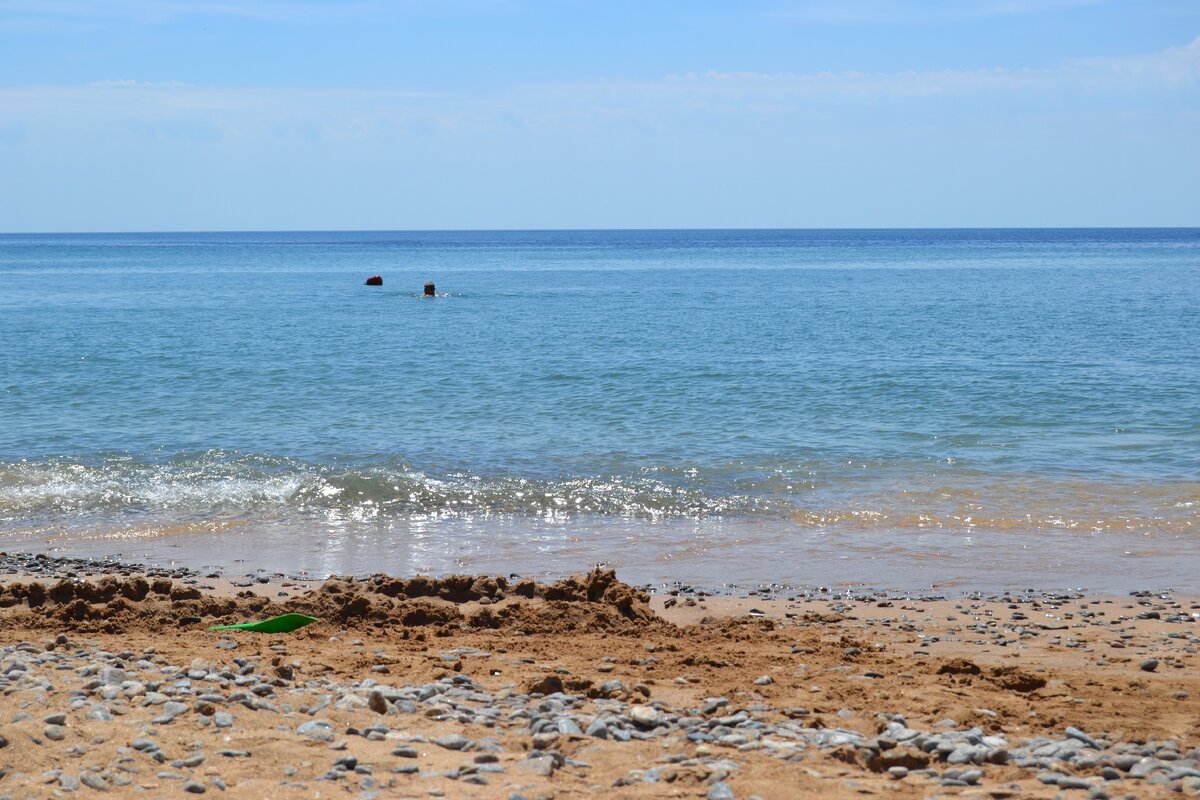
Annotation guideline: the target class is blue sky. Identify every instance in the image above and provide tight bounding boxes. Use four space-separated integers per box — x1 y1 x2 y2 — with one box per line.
1 0 1197 231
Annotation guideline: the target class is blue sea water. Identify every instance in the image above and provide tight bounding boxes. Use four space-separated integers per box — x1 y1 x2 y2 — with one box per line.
1 229 1198 589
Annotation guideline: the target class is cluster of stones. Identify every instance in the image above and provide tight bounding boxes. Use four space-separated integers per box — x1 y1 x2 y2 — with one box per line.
780 716 1200 797
0 552 201 583
4 631 1196 800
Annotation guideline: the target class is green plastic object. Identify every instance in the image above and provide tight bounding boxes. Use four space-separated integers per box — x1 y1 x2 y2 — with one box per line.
209 613 319 633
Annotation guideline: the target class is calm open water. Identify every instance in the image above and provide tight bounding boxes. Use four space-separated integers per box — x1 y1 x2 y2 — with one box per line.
1 229 1198 590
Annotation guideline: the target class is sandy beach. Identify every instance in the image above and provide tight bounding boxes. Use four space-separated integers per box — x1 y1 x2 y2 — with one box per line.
0 553 1197 799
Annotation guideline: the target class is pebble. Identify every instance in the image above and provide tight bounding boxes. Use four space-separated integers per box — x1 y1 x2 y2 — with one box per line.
182 779 207 794
1140 658 1160 672
297 720 334 742
367 690 388 715
521 755 556 777
80 773 109 791
98 667 127 686
630 706 660 728
433 734 470 750
707 781 736 800
153 701 189 724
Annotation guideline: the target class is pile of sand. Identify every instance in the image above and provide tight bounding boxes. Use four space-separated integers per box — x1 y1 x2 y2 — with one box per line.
0 567 663 636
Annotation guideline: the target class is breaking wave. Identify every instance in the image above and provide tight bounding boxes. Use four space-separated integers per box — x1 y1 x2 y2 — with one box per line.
0 450 1196 537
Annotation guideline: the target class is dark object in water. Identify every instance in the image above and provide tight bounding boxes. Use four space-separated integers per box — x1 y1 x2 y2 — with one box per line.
365 275 383 286
424 281 436 296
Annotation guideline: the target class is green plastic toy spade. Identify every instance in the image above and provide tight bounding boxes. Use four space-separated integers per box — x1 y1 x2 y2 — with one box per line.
209 613 319 633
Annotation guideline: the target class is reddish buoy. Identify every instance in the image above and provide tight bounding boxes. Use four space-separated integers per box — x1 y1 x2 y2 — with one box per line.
365 275 383 286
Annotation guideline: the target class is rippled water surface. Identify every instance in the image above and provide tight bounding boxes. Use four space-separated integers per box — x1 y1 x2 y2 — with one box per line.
2 229 1198 590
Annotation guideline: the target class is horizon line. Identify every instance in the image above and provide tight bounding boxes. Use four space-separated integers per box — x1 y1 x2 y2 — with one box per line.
3 225 1199 236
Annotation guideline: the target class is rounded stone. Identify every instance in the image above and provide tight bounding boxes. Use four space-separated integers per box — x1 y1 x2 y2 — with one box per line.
630 706 660 729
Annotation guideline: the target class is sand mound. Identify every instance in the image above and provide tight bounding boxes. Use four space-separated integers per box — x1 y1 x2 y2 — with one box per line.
0 567 662 636
936 657 1047 693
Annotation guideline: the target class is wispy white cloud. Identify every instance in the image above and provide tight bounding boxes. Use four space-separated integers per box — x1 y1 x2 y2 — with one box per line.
771 0 1114 24
0 0 389 28
1069 34 1200 88
0 0 505 25
514 35 1200 117
0 36 1194 143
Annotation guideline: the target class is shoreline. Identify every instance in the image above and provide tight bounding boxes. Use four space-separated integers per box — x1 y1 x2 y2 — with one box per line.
0 549 1192 602
0 551 1197 798
2 549 1194 605
3 512 1197 596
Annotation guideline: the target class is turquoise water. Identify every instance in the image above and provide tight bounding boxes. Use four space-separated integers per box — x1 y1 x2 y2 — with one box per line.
2 229 1198 589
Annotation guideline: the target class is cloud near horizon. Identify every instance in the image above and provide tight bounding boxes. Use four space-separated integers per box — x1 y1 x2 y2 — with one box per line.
0 36 1195 140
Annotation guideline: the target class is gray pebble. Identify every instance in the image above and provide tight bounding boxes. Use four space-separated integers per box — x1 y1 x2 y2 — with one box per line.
520 755 556 777
296 720 334 742
1066 727 1101 749
630 706 659 728
707 782 735 800
154 701 189 724
958 768 983 784
1130 757 1165 778
1114 754 1140 771
98 667 127 686
80 773 109 791
433 734 470 751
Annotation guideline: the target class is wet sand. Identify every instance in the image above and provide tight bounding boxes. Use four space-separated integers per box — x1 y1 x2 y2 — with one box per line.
3 515 1197 595
0 554 1198 799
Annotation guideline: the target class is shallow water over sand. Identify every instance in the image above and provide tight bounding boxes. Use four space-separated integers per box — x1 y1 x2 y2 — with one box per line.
1 514 1194 593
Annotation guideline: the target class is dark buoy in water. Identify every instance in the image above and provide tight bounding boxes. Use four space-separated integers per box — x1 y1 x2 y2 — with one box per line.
424 281 436 296
365 275 383 286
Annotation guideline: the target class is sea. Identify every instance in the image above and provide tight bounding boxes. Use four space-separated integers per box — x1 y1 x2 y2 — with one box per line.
1 229 1198 592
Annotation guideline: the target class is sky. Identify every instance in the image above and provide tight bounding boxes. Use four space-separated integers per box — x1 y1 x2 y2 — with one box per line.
0 0 1197 231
